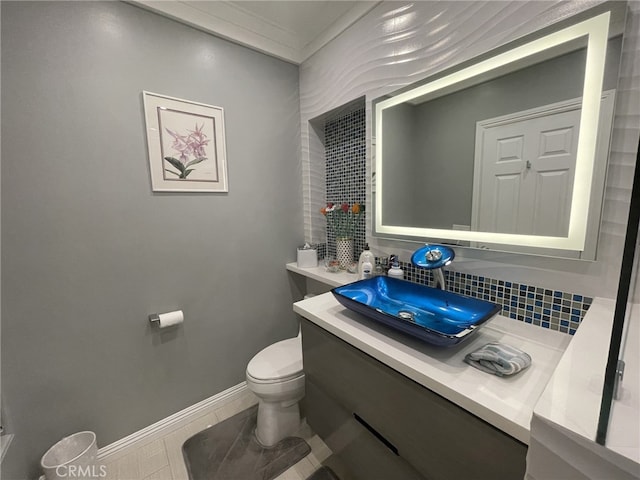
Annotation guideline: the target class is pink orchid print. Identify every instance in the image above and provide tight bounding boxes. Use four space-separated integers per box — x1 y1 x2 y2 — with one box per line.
187 123 210 158
164 123 209 179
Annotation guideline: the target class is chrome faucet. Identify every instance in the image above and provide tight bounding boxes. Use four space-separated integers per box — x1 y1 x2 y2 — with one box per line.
410 244 455 290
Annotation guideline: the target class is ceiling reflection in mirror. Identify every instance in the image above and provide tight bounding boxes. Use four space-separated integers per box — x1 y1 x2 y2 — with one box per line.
373 8 624 258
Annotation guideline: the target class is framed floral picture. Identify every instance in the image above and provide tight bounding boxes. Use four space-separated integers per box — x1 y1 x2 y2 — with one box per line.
142 91 228 192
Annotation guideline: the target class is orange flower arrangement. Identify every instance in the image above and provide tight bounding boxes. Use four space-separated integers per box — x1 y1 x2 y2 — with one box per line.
320 202 364 238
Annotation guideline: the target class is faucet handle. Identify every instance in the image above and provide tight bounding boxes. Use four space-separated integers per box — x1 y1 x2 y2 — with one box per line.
426 250 442 262
411 244 454 269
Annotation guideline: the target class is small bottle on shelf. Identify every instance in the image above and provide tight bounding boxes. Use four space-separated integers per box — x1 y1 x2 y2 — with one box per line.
358 244 375 280
387 260 404 279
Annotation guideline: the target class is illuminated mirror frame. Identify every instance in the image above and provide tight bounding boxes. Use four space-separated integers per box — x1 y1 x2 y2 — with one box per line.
374 11 610 251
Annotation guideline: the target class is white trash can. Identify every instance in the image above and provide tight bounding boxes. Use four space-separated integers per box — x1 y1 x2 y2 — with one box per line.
40 431 98 480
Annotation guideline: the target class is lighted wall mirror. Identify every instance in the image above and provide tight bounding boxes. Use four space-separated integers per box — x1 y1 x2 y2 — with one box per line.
373 3 627 260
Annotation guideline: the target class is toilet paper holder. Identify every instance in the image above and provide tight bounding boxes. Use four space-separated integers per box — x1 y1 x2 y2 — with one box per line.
148 310 184 328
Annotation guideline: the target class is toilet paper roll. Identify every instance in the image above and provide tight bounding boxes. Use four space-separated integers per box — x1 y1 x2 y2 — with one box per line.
157 310 183 328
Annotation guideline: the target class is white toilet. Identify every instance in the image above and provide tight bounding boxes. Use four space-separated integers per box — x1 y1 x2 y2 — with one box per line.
246 333 305 447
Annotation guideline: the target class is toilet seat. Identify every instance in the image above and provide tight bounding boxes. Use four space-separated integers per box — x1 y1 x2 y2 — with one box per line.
246 370 303 385
246 337 303 383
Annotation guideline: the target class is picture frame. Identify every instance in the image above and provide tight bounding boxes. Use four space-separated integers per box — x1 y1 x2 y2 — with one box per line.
142 91 228 192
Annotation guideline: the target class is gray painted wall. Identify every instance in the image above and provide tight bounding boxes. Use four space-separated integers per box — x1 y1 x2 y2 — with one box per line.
1 2 301 478
380 103 417 227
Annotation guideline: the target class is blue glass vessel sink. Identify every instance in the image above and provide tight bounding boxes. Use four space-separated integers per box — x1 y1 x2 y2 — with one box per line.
332 276 500 347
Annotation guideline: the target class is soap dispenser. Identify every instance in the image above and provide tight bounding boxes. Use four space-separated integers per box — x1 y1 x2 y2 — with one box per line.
388 259 404 279
358 243 375 280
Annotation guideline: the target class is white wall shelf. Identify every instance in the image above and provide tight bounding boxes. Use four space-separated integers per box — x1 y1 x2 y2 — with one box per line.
286 262 357 288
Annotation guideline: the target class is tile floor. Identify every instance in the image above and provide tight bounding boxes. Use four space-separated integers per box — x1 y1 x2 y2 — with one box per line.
101 390 332 480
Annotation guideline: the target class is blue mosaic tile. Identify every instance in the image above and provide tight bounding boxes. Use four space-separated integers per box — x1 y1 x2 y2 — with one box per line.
385 262 593 336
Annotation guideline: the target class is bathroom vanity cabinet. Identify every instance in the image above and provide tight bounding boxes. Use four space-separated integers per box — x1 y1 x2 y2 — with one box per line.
301 318 527 480
290 265 638 478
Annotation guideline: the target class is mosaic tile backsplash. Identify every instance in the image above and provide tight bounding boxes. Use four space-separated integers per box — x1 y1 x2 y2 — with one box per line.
398 260 593 335
322 104 592 335
325 107 366 260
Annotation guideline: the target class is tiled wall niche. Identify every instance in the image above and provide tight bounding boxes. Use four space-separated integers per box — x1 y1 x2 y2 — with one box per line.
317 99 367 261
319 98 593 335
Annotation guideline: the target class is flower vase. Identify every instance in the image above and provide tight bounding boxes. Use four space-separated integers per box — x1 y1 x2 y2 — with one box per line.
336 237 354 270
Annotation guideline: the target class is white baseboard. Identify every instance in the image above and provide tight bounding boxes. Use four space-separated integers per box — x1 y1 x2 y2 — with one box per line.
97 381 248 463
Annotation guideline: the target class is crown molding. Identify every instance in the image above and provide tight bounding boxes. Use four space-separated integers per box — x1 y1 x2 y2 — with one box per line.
129 1 380 64
301 2 381 62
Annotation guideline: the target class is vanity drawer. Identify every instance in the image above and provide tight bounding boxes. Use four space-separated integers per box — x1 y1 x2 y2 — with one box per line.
301 319 526 480
305 378 424 480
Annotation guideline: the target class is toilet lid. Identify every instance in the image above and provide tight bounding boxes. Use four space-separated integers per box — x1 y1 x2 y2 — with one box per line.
246 337 303 382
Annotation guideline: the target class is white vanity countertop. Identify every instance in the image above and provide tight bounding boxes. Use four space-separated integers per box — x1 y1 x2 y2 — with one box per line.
294 292 571 445
535 297 639 465
608 308 640 464
534 298 615 440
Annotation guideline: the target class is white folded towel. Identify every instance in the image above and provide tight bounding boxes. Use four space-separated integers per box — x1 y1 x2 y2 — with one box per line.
464 342 531 377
